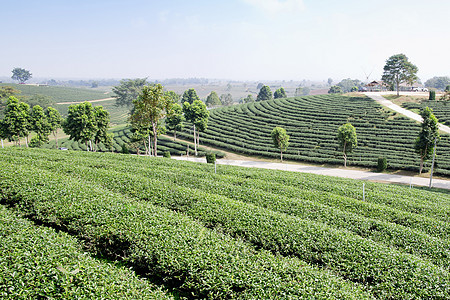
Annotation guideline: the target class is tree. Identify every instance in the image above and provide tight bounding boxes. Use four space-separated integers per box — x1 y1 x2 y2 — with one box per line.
328 78 333 86
0 86 20 117
1 96 30 146
166 103 184 139
257 85 272 101
271 127 289 161
93 106 110 151
424 76 450 90
129 84 172 157
165 90 181 104
63 102 98 151
181 88 200 105
256 82 264 90
29 105 51 147
274 87 287 99
220 93 233 106
381 54 418 96
328 85 342 94
183 100 209 156
337 78 362 93
112 78 148 107
414 107 440 174
205 91 221 107
11 67 32 84
242 94 254 103
46 107 63 149
337 123 357 167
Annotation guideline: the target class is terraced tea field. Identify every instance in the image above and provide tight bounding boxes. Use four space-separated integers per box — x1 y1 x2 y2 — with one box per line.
175 94 450 176
402 100 450 126
1 148 449 298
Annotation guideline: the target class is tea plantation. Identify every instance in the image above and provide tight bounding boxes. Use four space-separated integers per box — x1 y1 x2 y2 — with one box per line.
402 100 450 126
174 95 450 176
1 147 449 299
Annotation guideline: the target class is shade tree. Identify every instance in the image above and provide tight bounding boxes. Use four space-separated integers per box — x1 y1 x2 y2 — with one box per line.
271 127 289 161
337 123 357 167
381 54 418 96
414 107 440 174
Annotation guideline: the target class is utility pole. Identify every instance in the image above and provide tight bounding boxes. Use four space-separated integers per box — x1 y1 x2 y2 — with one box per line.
429 136 438 188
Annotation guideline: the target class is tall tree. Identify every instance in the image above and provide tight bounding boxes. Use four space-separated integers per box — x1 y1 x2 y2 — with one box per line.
63 102 98 151
0 86 20 117
414 107 440 174
29 105 51 147
46 107 63 149
271 127 289 162
205 91 221 107
112 78 148 107
274 87 287 99
220 93 233 106
337 78 362 93
165 90 181 104
165 103 184 139
11 67 32 84
257 85 272 101
93 106 111 151
242 94 254 103
328 85 342 94
1 97 30 146
337 123 357 167
381 54 418 96
129 84 172 157
181 88 200 104
183 100 209 156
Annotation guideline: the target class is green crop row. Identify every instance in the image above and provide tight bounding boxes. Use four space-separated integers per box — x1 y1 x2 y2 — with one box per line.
2 148 449 299
0 156 372 299
0 205 172 299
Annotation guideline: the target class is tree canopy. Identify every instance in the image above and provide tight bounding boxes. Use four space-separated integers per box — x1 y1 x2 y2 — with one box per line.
29 105 51 147
11 67 32 84
183 100 209 156
257 85 272 101
414 107 440 174
381 54 418 96
112 78 148 107
328 85 342 94
0 96 30 146
337 123 357 167
46 107 63 149
165 102 184 139
424 76 450 91
181 88 200 105
274 87 287 99
271 127 289 161
337 78 362 93
63 102 99 151
220 93 233 106
205 91 221 107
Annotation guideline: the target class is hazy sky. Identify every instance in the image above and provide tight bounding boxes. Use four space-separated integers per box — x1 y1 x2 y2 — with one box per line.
2 0 449 82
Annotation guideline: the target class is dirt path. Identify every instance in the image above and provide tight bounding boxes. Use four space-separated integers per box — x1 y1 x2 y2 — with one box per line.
56 97 115 105
365 92 450 134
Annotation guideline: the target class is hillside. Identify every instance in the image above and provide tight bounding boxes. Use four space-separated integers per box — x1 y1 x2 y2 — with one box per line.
174 94 450 176
1 148 449 298
402 100 450 126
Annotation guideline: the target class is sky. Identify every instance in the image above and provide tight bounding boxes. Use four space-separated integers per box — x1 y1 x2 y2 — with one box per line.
2 0 449 82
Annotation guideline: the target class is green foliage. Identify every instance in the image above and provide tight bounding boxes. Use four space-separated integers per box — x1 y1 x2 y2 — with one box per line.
46 106 63 148
274 87 287 99
382 54 418 95
337 123 357 167
328 85 343 94
257 85 272 101
425 76 450 90
112 78 148 107
337 79 362 93
415 107 440 173
23 94 55 108
205 91 221 107
165 103 184 139
429 90 436 100
164 90 180 104
11 67 32 84
121 143 129 154
183 100 209 132
377 157 387 172
163 150 171 158
350 86 358 92
271 126 289 161
1 96 30 144
219 93 233 106
62 102 98 149
242 94 254 103
29 105 51 145
181 88 200 105
446 85 450 92
295 86 310 96
206 152 216 163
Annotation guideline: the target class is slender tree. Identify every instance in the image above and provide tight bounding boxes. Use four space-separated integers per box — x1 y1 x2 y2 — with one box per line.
93 106 110 151
382 54 418 96
46 107 63 149
271 127 289 161
112 78 148 107
29 105 51 147
165 90 181 104
337 123 357 167
205 91 221 107
183 100 209 156
181 88 200 105
414 107 440 174
129 84 172 157
165 103 184 139
220 93 233 106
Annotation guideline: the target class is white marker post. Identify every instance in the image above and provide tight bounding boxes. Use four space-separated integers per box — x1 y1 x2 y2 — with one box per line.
1 139 3 148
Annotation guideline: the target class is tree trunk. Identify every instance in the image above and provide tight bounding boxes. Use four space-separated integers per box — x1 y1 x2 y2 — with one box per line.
343 142 347 167
85 141 89 151
280 150 283 162
54 131 58 149
25 136 28 148
143 138 148 156
193 124 197 156
197 131 200 149
1 139 3 148
153 123 158 157
419 157 424 174
148 135 153 156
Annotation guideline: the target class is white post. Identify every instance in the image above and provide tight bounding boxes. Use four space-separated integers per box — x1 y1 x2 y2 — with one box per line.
409 178 412 189
429 136 437 188
1 139 3 148
363 183 365 201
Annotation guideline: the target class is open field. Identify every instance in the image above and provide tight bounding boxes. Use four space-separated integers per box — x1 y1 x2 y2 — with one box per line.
1 147 449 298
173 94 450 176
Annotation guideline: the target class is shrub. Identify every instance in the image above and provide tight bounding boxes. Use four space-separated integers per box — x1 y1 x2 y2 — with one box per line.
163 151 171 158
377 157 387 172
206 152 216 164
429 90 436 100
121 143 129 154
